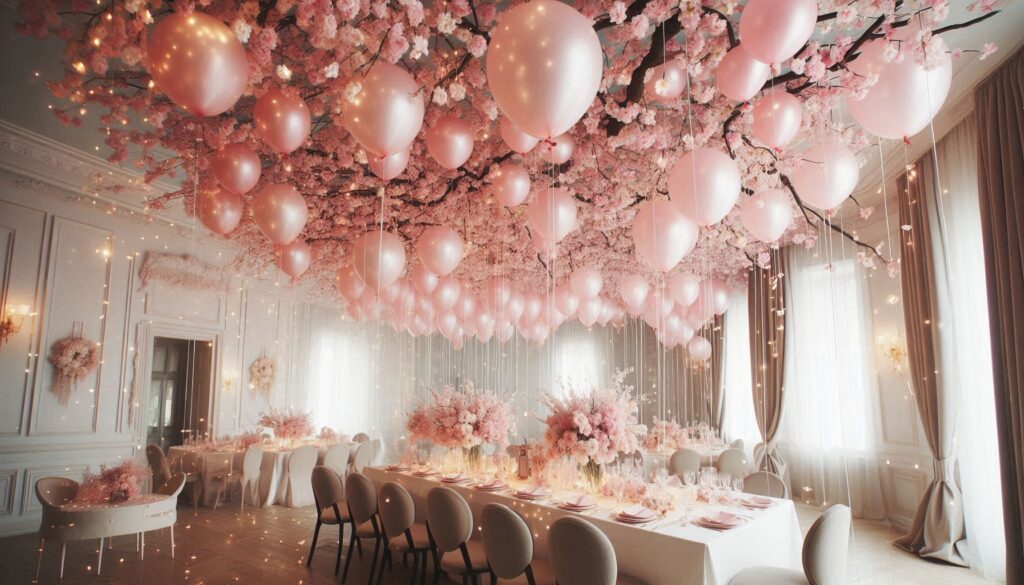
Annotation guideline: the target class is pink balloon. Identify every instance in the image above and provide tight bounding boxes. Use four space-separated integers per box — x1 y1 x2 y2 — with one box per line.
351 230 407 292
578 296 602 327
196 185 243 236
146 12 248 117
336 264 366 302
431 275 462 312
380 278 406 306
541 134 575 165
368 150 410 181
669 272 701 307
438 312 460 340
342 61 424 156
751 89 803 149
359 290 383 321
455 292 478 321
416 226 464 276
645 60 687 103
700 279 731 315
487 0 603 138
491 164 531 207
411 264 439 296
476 311 496 343
553 286 580 318
716 44 771 102
252 183 308 245
210 143 261 195
425 115 475 169
688 335 713 361
846 23 952 139
618 274 650 314
531 229 557 261
504 292 526 322
523 293 543 323
598 298 616 326
668 148 741 226
570 266 603 300
499 117 539 153
642 290 675 329
276 239 312 278
486 277 513 312
663 312 686 339
631 199 698 272
739 0 818 65
254 88 311 154
740 189 794 242
497 320 516 343
789 143 859 210
527 187 577 243
346 302 365 322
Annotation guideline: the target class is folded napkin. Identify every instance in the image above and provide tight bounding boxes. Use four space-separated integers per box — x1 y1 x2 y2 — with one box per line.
564 494 595 508
699 511 743 528
619 505 656 519
515 486 547 498
440 472 467 482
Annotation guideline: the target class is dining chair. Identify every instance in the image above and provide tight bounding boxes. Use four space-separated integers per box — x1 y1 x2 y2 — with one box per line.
742 471 789 499
426 486 490 585
212 445 263 511
730 504 852 585
668 448 701 477
148 472 186 559
352 440 374 473
377 481 434 585
342 472 381 585
369 438 386 466
716 448 748 479
481 503 555 585
146 444 172 493
547 516 643 585
353 432 370 443
308 466 351 574
167 450 202 509
33 477 80 581
286 445 318 508
324 443 353 480
728 438 745 451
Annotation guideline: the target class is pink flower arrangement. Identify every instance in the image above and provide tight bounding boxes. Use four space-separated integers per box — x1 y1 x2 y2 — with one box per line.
405 382 514 449
47 335 102 406
318 426 340 442
76 460 151 504
541 369 644 466
642 417 687 452
235 431 262 450
601 468 649 502
258 409 314 440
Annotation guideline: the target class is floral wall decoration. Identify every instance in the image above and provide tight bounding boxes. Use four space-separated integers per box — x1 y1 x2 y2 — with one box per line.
47 328 102 407
248 354 276 401
139 253 231 294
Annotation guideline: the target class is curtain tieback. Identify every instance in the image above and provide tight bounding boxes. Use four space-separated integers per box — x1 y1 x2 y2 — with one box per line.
933 455 957 482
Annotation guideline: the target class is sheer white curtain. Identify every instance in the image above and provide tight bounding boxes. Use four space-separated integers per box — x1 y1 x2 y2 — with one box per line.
780 243 885 519
930 112 1004 581
720 286 760 449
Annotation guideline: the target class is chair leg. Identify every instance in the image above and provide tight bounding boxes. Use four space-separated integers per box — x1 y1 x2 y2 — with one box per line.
33 537 44 582
59 541 67 579
342 525 358 584
141 531 145 561
335 523 344 575
367 535 381 585
170 525 175 559
97 537 104 575
376 549 388 585
307 520 322 567
409 552 419 585
356 534 363 556
526 564 537 585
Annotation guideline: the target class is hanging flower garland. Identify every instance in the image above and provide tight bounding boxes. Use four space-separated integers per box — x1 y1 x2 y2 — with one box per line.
248 355 276 401
47 335 101 406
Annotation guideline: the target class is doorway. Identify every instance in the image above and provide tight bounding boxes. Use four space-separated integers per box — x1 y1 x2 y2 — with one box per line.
146 337 213 449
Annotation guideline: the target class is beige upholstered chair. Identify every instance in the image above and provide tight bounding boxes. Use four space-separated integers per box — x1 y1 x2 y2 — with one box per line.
167 449 202 509
743 471 789 499
669 448 701 477
481 503 555 585
324 443 352 480
427 486 490 585
342 472 381 584
377 481 434 585
730 505 852 585
146 444 172 492
548 516 642 585
352 432 370 443
716 448 748 479
33 476 80 579
308 466 351 574
729 438 745 451
212 445 263 511
351 440 374 473
285 445 318 508
157 472 186 497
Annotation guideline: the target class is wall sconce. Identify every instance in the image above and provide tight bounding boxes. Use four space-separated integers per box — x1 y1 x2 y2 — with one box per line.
877 334 907 373
0 305 31 350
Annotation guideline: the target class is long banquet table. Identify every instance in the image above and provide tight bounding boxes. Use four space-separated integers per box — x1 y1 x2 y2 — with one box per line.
365 467 801 585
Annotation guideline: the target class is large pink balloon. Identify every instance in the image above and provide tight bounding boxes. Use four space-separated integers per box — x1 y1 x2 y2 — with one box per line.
276 239 312 278
486 277 513 312
740 189 794 242
196 186 243 236
416 226 464 276
578 296 602 327
368 150 410 181
553 286 580 318
668 272 700 307
739 0 818 65
487 0 603 138
618 274 650 314
351 230 407 292
335 264 366 302
523 293 543 323
431 275 462 312
252 183 307 245
455 292 478 322
425 115 475 169
570 267 603 300
631 199 698 272
253 89 311 154
751 89 803 149
716 44 771 102
499 117 539 153
846 24 952 140
491 164 531 207
504 292 526 322
700 279 731 315
789 142 860 210
541 134 574 165
668 148 741 226
411 264 439 296
527 187 577 243
146 12 248 117
688 335 713 362
210 143 261 195
342 61 425 156
645 61 687 103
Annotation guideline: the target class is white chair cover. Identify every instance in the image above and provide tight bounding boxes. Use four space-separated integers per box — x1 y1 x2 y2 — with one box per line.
369 438 385 466
322 443 351 480
743 471 789 499
716 448 748 479
285 445 317 508
352 441 373 473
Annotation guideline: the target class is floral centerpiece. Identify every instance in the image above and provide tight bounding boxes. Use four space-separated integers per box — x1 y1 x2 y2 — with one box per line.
406 382 514 468
76 460 151 504
642 417 687 453
47 334 102 406
258 409 314 441
234 431 263 450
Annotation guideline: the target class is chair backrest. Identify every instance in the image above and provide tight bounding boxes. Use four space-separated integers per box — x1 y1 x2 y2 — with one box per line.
242 445 264 479
802 504 852 585
352 441 373 472
311 466 344 511
35 477 80 508
729 438 745 451
378 481 415 538
548 516 617 585
157 472 186 497
323 443 351 478
481 503 533 579
716 448 747 479
743 471 789 499
345 472 378 525
369 438 385 466
289 445 318 476
426 487 472 553
352 432 370 443
669 448 701 476
146 444 171 489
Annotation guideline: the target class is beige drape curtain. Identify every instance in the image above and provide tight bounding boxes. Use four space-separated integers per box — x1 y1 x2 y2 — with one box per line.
710 315 725 430
893 158 968 565
748 258 786 477
975 48 1024 584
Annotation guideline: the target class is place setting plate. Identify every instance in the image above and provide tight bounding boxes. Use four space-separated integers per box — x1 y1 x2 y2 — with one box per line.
513 486 549 501
614 505 658 525
556 494 597 512
439 472 470 484
473 479 509 492
695 511 746 531
739 495 773 510
386 464 412 472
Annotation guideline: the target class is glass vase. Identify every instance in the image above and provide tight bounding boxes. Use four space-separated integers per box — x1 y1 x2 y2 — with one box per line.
462 445 483 472
579 459 604 491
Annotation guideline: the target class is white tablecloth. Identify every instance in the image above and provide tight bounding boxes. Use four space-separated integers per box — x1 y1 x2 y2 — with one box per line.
365 467 801 585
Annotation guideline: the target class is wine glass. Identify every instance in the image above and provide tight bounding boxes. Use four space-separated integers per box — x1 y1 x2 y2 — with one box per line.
733 476 744 494
683 471 697 487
